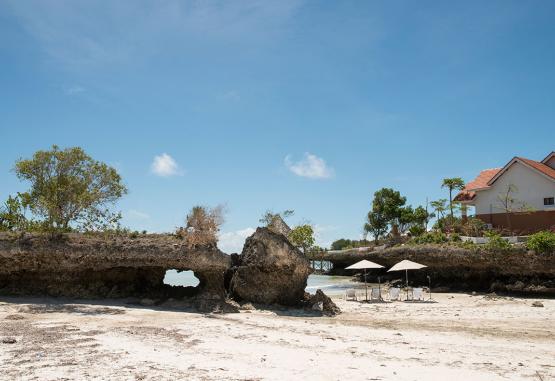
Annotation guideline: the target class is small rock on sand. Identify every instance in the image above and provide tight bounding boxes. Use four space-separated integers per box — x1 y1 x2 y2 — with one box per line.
531 301 544 308
2 337 17 344
305 290 341 316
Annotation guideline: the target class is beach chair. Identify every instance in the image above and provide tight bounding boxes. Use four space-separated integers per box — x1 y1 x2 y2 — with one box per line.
345 289 357 301
389 287 400 301
371 287 382 301
412 288 423 301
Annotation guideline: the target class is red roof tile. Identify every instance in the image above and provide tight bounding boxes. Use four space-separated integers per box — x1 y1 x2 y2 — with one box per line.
515 157 555 181
467 168 501 190
454 168 500 202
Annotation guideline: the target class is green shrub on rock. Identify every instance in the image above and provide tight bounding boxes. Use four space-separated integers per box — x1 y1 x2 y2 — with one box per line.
408 225 426 237
526 231 555 254
484 231 511 251
411 231 448 244
455 239 479 251
0 195 26 232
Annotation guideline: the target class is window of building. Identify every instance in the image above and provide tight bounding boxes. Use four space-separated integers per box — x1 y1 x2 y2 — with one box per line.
544 197 555 206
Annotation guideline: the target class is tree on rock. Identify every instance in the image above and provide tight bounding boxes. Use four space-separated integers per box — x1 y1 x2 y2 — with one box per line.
364 187 406 241
177 205 225 246
14 145 127 232
288 224 315 254
364 211 388 243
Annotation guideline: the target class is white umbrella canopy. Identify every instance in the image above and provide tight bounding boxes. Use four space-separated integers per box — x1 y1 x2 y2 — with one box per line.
387 260 427 300
346 260 384 270
387 260 427 272
346 260 384 301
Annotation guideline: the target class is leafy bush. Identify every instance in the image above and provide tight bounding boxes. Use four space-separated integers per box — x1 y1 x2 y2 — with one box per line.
449 233 461 242
526 231 555 254
462 217 487 237
411 231 448 244
289 224 315 254
433 215 464 234
408 225 426 237
0 195 27 232
331 238 372 250
484 231 511 251
176 205 225 246
454 239 479 250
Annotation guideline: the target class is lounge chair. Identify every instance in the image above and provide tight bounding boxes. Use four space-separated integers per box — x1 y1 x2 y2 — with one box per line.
412 287 424 301
371 287 382 301
345 289 357 301
389 287 400 301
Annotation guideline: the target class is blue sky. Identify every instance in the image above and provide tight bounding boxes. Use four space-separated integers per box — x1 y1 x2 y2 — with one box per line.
1 1 554 252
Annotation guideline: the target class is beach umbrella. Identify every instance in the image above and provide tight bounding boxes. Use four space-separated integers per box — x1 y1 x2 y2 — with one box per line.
345 260 384 301
387 260 427 300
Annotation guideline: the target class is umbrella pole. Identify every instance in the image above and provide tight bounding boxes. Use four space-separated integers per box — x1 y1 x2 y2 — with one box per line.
364 269 368 302
406 269 409 301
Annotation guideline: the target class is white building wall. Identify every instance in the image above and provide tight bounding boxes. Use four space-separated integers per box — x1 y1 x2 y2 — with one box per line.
474 161 555 215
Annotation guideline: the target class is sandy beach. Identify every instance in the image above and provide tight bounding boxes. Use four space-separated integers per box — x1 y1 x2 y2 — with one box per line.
1 292 553 381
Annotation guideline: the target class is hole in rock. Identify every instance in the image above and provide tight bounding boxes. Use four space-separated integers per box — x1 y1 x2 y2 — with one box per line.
163 269 200 287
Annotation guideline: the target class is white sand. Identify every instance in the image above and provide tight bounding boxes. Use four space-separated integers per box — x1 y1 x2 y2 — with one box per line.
1 293 553 380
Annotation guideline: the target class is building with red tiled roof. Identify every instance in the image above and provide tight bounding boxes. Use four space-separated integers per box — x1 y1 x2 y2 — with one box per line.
455 152 555 233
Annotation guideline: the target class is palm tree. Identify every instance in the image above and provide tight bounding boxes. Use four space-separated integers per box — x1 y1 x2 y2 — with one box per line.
430 199 447 224
441 177 465 219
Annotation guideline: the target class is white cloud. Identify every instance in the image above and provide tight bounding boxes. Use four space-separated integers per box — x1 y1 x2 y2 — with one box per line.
64 85 85 95
285 153 334 179
218 227 256 254
127 209 150 220
220 90 241 102
150 153 183 177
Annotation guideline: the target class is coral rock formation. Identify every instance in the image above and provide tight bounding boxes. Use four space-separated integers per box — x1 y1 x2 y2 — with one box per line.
0 229 333 312
314 245 555 295
229 227 312 305
0 233 230 304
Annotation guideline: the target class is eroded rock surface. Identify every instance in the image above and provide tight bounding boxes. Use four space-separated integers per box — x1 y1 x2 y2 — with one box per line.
0 230 333 313
0 233 230 305
318 245 555 295
229 227 312 306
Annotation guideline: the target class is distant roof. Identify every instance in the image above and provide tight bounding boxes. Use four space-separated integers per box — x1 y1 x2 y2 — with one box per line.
454 168 500 202
541 151 555 164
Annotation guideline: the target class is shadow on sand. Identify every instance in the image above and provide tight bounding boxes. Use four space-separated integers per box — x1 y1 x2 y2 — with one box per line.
0 296 334 318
